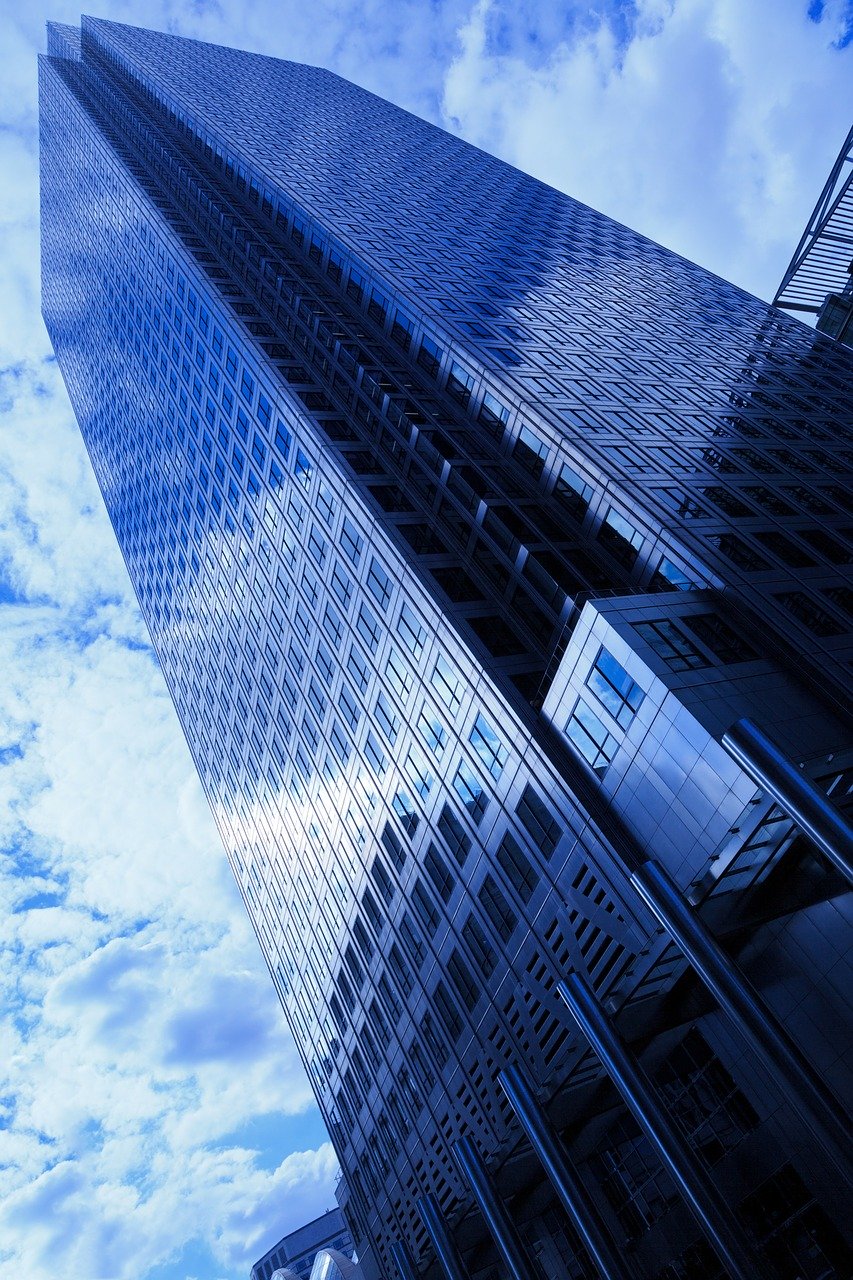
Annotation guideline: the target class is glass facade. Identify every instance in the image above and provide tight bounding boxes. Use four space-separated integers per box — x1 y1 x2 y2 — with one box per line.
40 19 852 1280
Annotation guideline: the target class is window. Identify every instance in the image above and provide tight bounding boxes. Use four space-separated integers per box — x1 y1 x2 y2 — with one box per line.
347 643 370 692
599 508 644 569
478 874 517 942
322 602 343 649
389 943 413 997
340 516 363 565
496 831 538 903
513 425 549 479
462 915 496 978
339 682 360 729
370 856 394 905
516 785 561 859
587 647 644 727
431 654 463 712
554 461 593 520
381 822 407 872
424 843 455 902
653 557 696 591
412 879 440 936
635 618 708 671
433 980 464 1041
330 562 353 610
776 591 844 637
356 602 382 652
453 761 488 824
385 648 412 700
681 613 758 665
469 712 508 778
374 691 399 744
447 361 474 405
566 701 619 775
448 949 479 1011
366 556 392 610
417 334 442 377
392 790 419 836
364 732 386 775
406 747 433 798
400 913 426 968
479 391 509 438
417 708 447 756
398 602 426 658
437 804 471 865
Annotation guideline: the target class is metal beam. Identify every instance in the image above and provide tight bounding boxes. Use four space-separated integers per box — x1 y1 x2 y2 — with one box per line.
558 972 771 1280
391 1240 420 1280
498 1066 635 1280
630 860 853 1182
453 1137 538 1280
416 1195 470 1280
722 718 853 886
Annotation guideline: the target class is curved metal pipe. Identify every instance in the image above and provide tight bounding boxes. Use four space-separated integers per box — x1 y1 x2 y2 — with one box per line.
631 859 853 1181
558 972 771 1280
722 718 853 886
498 1066 635 1280
453 1136 538 1280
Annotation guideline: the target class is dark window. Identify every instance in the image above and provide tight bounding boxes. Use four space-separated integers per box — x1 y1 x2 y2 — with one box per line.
776 592 844 637
437 804 471 865
381 822 407 872
635 618 708 671
371 856 394 905
496 831 538 903
478 874 517 943
448 948 479 1011
412 879 440 936
424 843 455 902
433 980 464 1041
681 613 758 665
462 914 497 978
516 785 562 858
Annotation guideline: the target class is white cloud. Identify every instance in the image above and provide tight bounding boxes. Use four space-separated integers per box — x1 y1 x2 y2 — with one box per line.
442 0 853 300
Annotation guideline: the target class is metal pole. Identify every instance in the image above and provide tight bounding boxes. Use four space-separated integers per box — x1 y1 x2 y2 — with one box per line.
417 1194 470 1280
558 973 770 1280
722 718 853 886
498 1066 635 1280
453 1136 539 1280
391 1240 420 1280
631 859 853 1181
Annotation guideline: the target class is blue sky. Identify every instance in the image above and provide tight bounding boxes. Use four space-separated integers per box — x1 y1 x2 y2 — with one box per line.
0 2 851 1278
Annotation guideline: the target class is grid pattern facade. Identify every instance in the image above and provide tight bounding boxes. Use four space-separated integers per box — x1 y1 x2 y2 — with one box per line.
40 19 853 1280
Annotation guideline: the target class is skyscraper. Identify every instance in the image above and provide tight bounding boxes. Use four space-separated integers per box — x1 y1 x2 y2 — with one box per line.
39 18 852 1280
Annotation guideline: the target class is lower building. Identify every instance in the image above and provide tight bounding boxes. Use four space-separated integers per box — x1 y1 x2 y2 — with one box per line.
252 1208 355 1280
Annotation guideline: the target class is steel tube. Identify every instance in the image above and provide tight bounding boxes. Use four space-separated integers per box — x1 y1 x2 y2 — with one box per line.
631 859 853 1180
723 718 853 886
453 1136 538 1280
417 1193 470 1280
498 1065 635 1280
391 1240 420 1280
558 972 770 1280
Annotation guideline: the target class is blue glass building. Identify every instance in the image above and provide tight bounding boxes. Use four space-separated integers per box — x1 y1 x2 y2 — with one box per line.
40 19 853 1280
